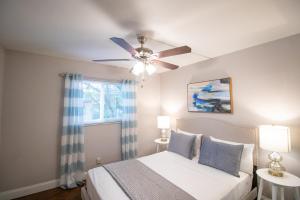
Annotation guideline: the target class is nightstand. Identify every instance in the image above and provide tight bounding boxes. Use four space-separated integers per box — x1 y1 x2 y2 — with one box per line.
257 168 300 200
154 138 169 152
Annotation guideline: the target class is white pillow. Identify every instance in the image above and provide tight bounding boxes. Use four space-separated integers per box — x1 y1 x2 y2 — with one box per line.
210 136 254 175
177 129 202 158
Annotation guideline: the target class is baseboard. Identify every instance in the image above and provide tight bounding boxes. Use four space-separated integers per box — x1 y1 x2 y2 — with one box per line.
0 179 59 200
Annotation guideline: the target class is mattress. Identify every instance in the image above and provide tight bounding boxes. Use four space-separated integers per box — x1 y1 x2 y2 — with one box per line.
86 151 252 200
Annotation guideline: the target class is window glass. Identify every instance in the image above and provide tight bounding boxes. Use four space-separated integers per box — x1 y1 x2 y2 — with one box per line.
83 80 122 124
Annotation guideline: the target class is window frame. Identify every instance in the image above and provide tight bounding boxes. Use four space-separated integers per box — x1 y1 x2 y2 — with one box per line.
82 79 122 126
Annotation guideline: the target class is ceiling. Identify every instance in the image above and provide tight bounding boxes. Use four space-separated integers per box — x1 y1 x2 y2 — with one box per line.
0 0 300 72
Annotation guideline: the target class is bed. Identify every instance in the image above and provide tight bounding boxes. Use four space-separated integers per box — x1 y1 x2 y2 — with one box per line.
81 117 258 200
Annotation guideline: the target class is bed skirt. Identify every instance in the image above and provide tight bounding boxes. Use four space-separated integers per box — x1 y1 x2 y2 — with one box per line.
81 186 91 200
81 186 257 200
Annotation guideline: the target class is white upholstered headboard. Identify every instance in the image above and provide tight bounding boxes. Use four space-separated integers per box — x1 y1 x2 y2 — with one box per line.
176 117 258 164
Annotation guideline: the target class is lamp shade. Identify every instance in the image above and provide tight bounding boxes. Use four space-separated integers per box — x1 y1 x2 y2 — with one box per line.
132 62 144 76
157 116 170 129
259 125 291 153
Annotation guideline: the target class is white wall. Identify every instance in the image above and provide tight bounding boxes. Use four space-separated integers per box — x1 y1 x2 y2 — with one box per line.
0 50 160 191
160 34 300 198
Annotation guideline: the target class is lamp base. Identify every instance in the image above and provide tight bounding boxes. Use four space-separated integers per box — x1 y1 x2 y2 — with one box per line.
160 129 169 142
268 152 284 177
268 169 283 177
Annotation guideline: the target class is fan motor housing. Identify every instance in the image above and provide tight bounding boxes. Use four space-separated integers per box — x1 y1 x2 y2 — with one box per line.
135 47 153 59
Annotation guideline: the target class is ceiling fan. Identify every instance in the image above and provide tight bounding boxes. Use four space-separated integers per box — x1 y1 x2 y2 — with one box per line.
93 35 191 76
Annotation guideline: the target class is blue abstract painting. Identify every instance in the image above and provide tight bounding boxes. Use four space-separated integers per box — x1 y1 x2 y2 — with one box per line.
187 78 232 113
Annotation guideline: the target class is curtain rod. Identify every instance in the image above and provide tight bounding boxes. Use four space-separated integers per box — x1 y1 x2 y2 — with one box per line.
58 73 137 83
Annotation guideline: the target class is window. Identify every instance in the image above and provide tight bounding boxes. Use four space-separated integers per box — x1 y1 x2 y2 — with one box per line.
83 80 122 124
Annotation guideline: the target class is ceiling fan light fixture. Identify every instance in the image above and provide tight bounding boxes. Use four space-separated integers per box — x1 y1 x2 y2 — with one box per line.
132 61 145 76
145 64 156 75
94 36 190 77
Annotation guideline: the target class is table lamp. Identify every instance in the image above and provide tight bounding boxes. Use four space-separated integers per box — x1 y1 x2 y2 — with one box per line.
157 116 170 142
259 125 291 177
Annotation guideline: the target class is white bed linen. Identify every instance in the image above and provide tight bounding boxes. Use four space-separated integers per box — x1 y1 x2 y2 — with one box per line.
86 151 252 200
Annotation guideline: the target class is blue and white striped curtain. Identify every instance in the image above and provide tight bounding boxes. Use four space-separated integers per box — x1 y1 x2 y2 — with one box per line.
59 74 85 189
121 80 138 160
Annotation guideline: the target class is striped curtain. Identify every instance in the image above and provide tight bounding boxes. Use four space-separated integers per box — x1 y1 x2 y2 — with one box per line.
121 80 138 160
59 74 85 189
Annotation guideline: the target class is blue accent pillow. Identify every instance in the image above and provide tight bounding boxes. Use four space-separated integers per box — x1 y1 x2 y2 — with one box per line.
168 131 196 159
199 136 243 177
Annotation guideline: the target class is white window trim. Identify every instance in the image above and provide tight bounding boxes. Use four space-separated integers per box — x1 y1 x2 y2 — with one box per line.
83 120 121 126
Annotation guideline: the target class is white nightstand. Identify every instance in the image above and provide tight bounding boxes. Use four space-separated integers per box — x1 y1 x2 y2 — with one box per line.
257 168 300 200
154 138 169 152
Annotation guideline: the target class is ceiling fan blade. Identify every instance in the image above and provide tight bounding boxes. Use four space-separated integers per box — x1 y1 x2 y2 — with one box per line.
92 59 132 62
152 60 179 70
158 46 191 58
110 37 138 56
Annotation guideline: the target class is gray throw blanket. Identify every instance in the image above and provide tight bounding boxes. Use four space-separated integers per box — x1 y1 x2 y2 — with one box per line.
103 159 196 200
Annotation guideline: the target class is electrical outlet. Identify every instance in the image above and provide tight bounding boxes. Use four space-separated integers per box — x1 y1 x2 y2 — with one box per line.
96 157 102 165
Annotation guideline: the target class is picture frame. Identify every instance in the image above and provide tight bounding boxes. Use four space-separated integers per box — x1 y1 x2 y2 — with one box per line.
187 77 233 113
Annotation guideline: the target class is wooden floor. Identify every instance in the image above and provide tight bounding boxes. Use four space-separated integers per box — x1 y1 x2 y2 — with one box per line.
14 187 81 200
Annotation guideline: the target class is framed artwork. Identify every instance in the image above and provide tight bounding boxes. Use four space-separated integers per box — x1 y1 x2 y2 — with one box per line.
187 77 233 113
